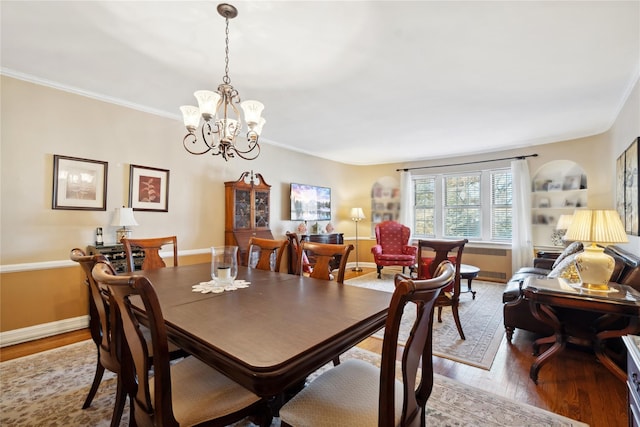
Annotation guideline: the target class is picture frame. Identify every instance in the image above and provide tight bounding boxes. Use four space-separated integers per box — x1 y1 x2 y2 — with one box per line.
562 175 581 190
52 155 107 210
547 181 563 192
624 138 638 235
129 164 169 212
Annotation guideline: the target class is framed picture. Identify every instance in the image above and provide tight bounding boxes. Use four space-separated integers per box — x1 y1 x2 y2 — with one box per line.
562 175 581 190
52 155 107 210
129 164 169 212
616 151 626 224
547 181 563 192
624 138 638 235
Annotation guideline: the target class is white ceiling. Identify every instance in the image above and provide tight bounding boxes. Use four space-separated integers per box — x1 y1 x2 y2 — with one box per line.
1 1 639 165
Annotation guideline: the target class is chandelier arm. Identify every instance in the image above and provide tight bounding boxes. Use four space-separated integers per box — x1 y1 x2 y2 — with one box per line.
230 143 261 161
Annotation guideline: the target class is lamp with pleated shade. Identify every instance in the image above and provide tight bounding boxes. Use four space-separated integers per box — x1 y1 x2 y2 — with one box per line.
564 210 628 290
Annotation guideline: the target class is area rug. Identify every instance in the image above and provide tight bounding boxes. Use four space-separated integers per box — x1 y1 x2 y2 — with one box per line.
0 340 587 426
345 270 505 370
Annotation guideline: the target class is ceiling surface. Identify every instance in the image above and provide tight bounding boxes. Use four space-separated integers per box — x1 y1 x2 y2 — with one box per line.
1 1 639 165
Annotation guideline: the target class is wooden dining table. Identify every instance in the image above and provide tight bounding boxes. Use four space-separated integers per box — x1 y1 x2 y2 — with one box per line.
131 263 391 398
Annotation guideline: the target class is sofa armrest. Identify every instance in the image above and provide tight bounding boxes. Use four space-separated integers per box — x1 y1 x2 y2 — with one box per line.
533 257 555 270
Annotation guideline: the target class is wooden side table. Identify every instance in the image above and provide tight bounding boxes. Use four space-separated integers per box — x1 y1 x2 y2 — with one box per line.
523 277 640 383
459 264 480 299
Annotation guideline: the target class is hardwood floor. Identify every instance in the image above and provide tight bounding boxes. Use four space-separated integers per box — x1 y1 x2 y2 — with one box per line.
0 267 627 426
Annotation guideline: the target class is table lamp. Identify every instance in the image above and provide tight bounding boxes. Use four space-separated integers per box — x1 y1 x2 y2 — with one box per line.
111 207 138 242
551 214 574 246
563 210 628 290
350 207 365 272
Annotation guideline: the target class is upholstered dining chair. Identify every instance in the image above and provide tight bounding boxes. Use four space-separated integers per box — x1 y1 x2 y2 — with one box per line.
70 248 127 427
371 220 418 278
122 235 178 272
247 237 288 272
91 261 271 427
279 261 456 427
416 239 468 340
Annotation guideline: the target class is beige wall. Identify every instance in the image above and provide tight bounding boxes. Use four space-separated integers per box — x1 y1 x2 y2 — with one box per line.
1 74 637 341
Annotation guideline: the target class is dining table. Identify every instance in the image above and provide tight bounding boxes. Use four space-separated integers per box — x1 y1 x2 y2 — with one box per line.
131 263 392 399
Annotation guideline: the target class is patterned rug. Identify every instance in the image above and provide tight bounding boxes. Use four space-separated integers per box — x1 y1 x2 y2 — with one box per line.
345 270 505 370
0 340 587 426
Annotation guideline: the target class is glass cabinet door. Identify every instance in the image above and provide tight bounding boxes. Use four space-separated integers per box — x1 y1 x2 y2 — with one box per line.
234 189 251 229
254 190 269 228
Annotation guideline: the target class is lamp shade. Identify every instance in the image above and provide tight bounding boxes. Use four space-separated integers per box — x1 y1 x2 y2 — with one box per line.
350 208 365 221
555 214 573 231
564 210 628 245
563 210 628 290
111 207 139 227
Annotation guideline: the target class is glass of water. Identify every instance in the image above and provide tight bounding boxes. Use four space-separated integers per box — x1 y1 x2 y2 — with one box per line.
211 246 238 286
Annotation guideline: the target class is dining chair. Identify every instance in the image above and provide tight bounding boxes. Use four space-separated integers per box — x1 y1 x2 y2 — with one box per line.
70 248 127 427
247 237 288 272
285 231 304 275
91 261 271 427
279 261 456 427
298 241 354 284
121 235 178 272
416 239 468 340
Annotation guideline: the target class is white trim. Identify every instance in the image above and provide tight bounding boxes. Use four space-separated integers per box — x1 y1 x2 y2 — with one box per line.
0 316 89 348
0 247 211 274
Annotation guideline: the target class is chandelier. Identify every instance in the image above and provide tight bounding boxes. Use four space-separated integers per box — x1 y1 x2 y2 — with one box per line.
180 3 265 161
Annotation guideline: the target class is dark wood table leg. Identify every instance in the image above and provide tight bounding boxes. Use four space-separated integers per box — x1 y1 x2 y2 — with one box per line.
459 273 477 299
593 316 640 382
528 300 565 384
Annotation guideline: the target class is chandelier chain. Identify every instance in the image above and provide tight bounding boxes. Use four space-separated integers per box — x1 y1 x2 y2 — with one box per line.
223 17 231 85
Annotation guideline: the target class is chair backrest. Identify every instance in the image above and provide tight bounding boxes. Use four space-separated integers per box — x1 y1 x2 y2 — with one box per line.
299 241 354 284
247 237 288 272
122 236 178 272
92 261 178 426
70 248 121 373
417 239 468 294
374 221 411 254
286 231 302 275
379 261 455 426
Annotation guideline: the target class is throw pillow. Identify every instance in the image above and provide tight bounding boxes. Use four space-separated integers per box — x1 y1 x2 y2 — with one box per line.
551 241 584 270
548 252 581 283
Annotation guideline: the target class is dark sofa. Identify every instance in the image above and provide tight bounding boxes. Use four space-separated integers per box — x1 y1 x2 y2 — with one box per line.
503 244 640 342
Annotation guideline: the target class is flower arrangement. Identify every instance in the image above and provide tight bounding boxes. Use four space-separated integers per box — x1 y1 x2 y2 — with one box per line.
297 222 307 234
325 223 334 233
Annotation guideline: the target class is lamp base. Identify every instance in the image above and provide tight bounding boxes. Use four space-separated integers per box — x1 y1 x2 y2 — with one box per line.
116 227 132 243
575 244 615 291
351 267 363 272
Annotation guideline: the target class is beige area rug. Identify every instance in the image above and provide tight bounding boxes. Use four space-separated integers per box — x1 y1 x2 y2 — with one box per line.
0 340 587 427
345 270 505 370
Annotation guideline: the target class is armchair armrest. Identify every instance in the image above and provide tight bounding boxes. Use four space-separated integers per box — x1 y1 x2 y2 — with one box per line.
402 245 418 256
371 245 383 256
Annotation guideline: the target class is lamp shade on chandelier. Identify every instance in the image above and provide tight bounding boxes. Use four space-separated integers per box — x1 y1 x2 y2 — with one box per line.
180 3 265 161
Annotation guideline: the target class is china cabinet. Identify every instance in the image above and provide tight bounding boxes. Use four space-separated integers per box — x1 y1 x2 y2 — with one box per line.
225 171 273 265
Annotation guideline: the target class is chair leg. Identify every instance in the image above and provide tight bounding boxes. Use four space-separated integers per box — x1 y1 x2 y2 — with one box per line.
110 376 127 427
376 265 383 279
332 356 341 366
452 304 466 340
82 361 105 409
437 306 443 323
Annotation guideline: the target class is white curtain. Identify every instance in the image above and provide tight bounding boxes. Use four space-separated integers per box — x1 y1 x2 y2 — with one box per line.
511 159 533 271
399 170 413 232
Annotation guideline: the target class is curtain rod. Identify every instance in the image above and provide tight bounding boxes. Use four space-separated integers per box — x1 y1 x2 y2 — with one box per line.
396 153 538 172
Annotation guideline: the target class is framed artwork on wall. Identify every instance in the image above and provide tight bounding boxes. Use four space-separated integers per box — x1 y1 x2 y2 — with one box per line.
617 137 639 236
625 138 639 235
52 154 107 210
129 164 170 212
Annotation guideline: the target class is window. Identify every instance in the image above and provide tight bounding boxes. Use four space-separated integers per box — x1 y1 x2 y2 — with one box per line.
412 168 512 242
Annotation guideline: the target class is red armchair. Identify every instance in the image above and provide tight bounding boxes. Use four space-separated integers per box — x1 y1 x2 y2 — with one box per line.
371 221 417 278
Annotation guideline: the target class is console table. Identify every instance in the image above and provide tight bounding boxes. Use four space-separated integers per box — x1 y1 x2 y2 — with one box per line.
523 277 640 383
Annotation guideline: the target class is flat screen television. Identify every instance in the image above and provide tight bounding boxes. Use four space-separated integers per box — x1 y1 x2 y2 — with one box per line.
290 183 331 221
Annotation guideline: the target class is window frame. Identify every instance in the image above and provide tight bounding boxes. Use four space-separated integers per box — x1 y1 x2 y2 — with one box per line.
411 167 512 243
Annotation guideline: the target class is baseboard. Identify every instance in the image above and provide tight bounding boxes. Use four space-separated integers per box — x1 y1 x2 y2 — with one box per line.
0 315 89 347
